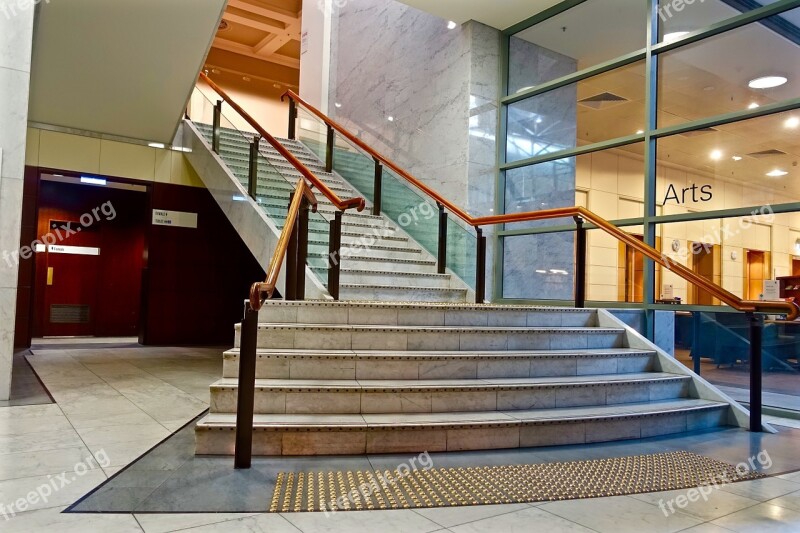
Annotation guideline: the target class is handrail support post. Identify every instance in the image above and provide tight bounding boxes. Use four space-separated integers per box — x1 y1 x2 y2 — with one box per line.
248 135 261 200
212 100 223 154
234 303 258 469
475 227 486 304
285 193 299 301
328 211 343 300
288 98 297 140
373 159 383 216
573 216 587 309
325 125 335 173
437 204 447 275
296 196 310 300
748 312 764 432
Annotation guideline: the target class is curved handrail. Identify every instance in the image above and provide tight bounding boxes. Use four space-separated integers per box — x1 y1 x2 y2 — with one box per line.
283 91 800 321
249 178 318 311
200 74 365 213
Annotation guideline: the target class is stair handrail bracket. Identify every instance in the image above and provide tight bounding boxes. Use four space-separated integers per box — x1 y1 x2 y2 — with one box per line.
282 91 799 321
199 73 365 213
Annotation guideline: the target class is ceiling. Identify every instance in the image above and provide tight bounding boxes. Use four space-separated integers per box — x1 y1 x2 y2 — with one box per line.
211 0 302 72
398 0 561 30
28 0 226 144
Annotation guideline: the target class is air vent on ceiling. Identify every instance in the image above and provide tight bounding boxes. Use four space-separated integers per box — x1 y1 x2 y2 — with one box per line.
678 127 717 138
578 92 629 109
746 149 787 159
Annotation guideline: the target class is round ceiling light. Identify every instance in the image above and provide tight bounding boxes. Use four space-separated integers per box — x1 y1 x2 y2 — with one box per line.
748 76 788 89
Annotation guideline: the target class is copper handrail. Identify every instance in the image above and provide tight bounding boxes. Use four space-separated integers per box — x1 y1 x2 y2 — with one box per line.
249 178 317 311
200 74 365 213
283 91 800 320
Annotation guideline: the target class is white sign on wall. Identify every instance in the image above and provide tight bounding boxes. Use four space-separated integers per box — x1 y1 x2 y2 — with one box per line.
35 244 100 256
152 210 198 229
662 284 674 299
763 280 780 301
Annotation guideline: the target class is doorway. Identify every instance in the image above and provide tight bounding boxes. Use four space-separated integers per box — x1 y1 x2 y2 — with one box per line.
792 258 800 276
34 176 148 338
618 235 661 303
689 242 720 305
745 250 770 300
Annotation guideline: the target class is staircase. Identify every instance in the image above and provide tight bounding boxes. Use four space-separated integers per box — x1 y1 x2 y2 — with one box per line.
195 301 733 456
193 123 470 303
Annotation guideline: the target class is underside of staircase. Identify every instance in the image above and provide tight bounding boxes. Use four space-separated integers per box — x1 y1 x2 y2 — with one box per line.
195 301 739 456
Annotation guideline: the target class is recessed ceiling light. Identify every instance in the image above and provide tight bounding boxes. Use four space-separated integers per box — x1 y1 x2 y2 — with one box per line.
766 169 788 177
785 116 799 128
334 102 342 108
535 117 543 124
242 76 251 82
663 31 690 43
749 76 788 89
535 270 547 274
710 149 723 160
80 177 107 186
447 21 457 30
148 142 166 149
636 129 644 135
387 116 394 122
748 102 760 109
732 155 743 161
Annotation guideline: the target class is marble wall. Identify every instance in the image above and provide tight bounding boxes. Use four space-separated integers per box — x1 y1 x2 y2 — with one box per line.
0 1 34 399
325 0 500 295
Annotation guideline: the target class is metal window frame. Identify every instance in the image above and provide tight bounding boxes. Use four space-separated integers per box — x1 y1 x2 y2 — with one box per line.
494 0 800 316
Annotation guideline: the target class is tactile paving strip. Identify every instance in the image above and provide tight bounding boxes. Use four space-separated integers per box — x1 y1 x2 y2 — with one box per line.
268 451 765 512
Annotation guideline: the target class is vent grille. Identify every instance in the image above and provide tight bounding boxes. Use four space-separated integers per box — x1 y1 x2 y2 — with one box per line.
746 149 787 158
578 92 629 109
50 305 90 324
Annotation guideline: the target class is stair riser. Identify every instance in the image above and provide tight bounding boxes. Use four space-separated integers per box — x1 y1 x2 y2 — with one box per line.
340 287 467 303
325 257 435 273
238 329 625 352
195 407 728 455
340 272 452 288
222 353 656 380
250 304 597 328
209 379 691 415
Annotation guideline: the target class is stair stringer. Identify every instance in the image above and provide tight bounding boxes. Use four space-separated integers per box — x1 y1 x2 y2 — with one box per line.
182 120 332 301
597 309 776 433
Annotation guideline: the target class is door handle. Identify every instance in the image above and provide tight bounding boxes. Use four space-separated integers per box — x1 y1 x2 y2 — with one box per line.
47 267 54 286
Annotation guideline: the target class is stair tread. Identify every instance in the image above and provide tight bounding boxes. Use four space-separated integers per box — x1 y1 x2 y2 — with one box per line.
211 372 689 391
197 399 727 429
246 323 622 333
255 301 593 311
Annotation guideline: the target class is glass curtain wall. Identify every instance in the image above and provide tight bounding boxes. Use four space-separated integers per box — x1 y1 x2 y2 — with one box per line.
498 0 800 411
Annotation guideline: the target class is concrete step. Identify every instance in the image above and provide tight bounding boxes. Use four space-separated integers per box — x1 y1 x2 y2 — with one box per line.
195 399 730 455
208 373 692 415
340 270 452 288
235 324 625 351
309 253 437 273
220 347 657 380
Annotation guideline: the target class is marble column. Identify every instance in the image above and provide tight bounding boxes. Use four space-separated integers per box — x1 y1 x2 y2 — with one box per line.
0 1 34 400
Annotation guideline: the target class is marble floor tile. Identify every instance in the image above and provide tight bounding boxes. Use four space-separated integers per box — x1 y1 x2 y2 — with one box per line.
0 469 107 514
448 506 594 532
2 506 143 533
0 446 99 481
413 503 531 528
540 495 702 533
720 478 800 502
282 508 442 533
766 489 800 513
133 512 261 533
630 487 760 521
711 502 800 532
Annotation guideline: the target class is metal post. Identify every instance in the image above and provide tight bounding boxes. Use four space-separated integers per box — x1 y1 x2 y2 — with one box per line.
285 193 298 301
247 135 260 200
373 159 383 216
288 98 297 140
692 312 701 375
328 211 343 300
475 227 486 304
437 204 447 274
296 197 309 301
212 100 222 154
234 304 258 469
573 216 587 308
749 313 763 432
325 125 335 173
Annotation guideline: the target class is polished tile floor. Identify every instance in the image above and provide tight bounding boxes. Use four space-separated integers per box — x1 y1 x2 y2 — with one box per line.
1 342 799 532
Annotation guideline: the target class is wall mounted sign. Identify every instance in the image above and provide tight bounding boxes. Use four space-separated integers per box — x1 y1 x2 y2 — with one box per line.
663 184 713 205
762 280 780 300
152 210 198 229
662 284 674 299
34 244 100 256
